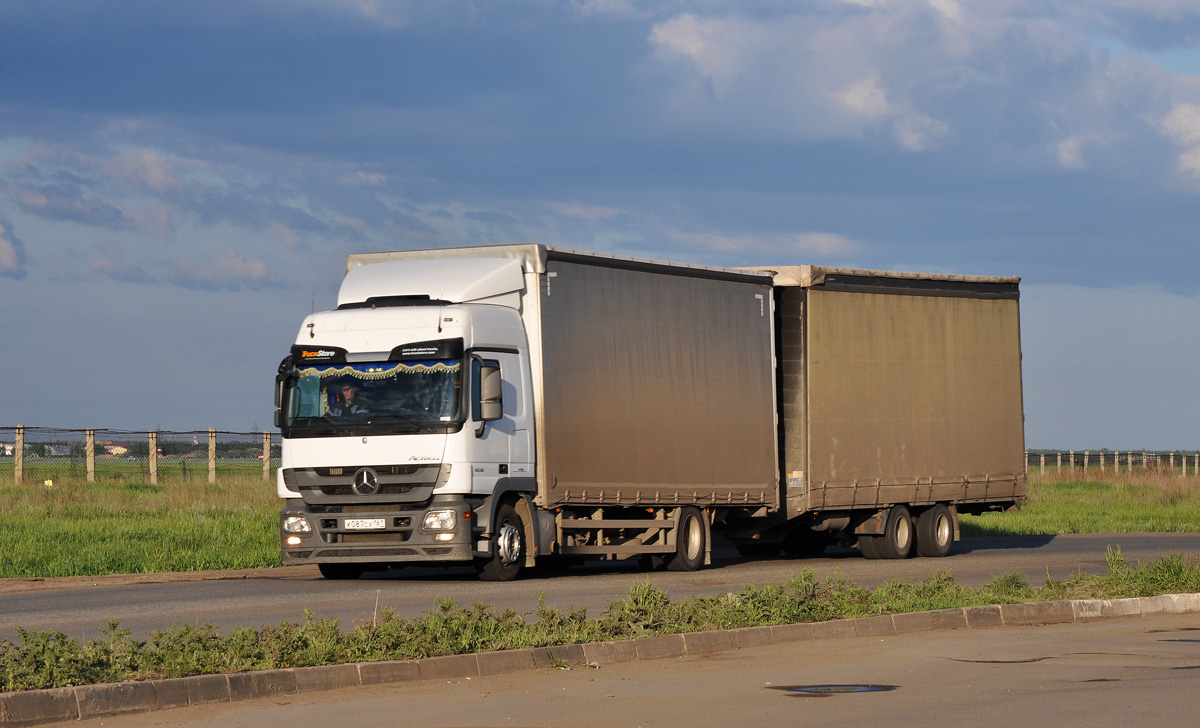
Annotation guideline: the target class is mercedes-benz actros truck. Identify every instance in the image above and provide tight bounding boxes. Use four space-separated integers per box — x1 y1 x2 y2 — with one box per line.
274 245 1025 580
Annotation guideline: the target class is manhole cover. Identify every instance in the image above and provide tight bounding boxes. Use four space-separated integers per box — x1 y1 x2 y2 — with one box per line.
772 685 896 697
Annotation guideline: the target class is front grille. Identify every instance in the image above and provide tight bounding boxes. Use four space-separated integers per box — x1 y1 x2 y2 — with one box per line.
316 548 419 557
318 483 416 496
285 464 448 506
315 465 422 477
341 532 411 544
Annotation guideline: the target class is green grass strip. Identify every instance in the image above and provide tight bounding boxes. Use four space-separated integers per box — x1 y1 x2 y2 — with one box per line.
2 548 1196 693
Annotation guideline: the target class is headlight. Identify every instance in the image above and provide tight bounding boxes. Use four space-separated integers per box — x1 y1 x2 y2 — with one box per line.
423 510 457 530
283 516 312 533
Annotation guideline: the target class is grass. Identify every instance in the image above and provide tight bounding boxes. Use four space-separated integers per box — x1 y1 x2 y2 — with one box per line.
2 468 1200 578
962 469 1200 536
1 548 1196 692
0 476 280 578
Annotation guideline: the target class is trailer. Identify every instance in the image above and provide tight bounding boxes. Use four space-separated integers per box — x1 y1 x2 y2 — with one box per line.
731 265 1026 558
274 246 1024 579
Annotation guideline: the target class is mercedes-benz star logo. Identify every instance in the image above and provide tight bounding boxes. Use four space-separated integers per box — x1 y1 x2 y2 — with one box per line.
352 468 380 496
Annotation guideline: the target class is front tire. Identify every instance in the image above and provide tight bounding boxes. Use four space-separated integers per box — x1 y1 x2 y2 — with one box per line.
665 507 706 572
475 503 525 581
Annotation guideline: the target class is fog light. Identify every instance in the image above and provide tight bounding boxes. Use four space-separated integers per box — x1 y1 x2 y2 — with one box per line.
285 536 302 546
434 532 455 542
283 516 312 533
423 510 457 530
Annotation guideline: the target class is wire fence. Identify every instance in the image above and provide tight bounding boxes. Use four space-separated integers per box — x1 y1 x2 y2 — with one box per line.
1026 450 1200 477
0 426 278 485
4 427 1196 486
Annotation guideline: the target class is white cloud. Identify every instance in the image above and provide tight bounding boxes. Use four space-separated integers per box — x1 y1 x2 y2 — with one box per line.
1056 136 1087 169
929 0 963 24
646 2 1200 162
0 223 18 272
547 202 625 221
650 13 750 92
342 170 388 186
269 222 303 251
103 149 190 193
1162 103 1200 175
840 77 891 119
215 252 270 280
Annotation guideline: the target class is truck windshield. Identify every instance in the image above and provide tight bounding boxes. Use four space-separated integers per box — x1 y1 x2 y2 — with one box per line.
282 359 463 435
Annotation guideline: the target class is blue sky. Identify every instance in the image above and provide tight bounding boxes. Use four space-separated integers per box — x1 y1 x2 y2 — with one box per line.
1 0 1198 449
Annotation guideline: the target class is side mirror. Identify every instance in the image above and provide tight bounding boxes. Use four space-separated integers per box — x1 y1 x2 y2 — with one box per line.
479 363 503 421
273 409 283 429
473 359 503 436
275 355 292 409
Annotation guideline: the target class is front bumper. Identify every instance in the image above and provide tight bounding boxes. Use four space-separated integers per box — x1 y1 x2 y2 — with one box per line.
280 496 474 565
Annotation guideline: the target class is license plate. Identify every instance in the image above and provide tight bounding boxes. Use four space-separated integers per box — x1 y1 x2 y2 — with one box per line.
344 518 386 530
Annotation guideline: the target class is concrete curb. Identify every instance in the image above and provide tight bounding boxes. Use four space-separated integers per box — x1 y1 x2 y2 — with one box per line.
2 593 1196 726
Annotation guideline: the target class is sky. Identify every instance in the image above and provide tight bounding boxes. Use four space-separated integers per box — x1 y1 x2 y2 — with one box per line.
1 0 1198 449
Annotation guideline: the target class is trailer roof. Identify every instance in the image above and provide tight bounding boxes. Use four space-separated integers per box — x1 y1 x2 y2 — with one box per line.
347 244 774 285
738 265 1020 287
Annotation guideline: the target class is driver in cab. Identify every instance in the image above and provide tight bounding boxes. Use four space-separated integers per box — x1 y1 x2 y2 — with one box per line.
328 380 369 416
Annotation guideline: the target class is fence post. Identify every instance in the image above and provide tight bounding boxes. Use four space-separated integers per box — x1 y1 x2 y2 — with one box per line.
1040 453 1045 476
1100 451 1105 473
148 431 158 485
85 429 96 482
1057 452 1062 472
1084 450 1089 475
262 431 271 482
1069 450 1075 473
208 428 217 484
14 424 24 485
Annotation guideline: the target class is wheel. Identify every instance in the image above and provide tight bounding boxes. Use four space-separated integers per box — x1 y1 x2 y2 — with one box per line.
318 563 363 580
735 542 784 559
475 503 525 581
781 529 828 557
665 507 706 572
857 534 882 559
915 504 954 557
875 505 914 560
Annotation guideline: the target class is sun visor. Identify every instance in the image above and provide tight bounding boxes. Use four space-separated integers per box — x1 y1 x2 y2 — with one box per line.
337 257 526 308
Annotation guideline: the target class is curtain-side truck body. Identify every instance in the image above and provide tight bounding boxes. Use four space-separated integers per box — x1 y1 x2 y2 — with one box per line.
274 246 1024 580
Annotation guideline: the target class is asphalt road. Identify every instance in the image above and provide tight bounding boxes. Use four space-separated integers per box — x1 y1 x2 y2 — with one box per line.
72 610 1200 728
2 533 1198 640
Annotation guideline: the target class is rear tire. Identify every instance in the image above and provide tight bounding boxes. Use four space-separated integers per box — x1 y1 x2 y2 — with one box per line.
318 563 363 580
875 505 914 560
915 504 954 558
475 503 525 581
857 534 882 559
665 507 706 572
